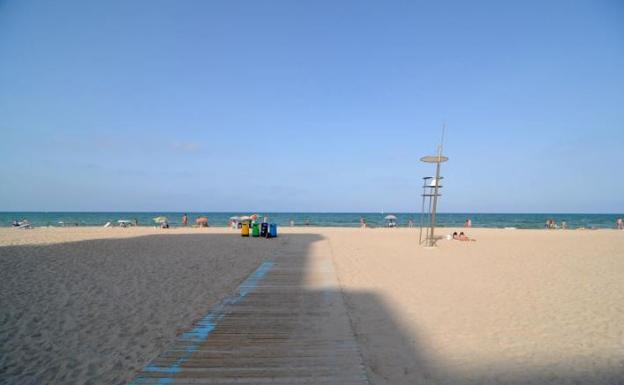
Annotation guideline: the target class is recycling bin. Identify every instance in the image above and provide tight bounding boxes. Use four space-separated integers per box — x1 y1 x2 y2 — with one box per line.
241 222 249 237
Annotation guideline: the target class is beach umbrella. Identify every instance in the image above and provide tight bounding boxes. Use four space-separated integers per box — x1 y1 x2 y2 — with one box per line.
196 216 209 224
384 215 397 220
153 216 168 223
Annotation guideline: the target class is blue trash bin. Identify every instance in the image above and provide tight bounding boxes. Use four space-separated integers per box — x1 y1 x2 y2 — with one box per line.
269 224 277 238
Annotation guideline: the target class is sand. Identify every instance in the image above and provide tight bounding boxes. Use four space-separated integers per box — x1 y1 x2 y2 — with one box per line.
1 226 623 384
0 228 288 384
327 227 624 384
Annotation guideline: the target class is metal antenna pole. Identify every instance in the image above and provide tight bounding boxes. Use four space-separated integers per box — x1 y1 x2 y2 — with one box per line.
429 161 441 246
419 124 449 247
419 183 426 244
428 124 445 246
430 124 448 245
440 122 446 154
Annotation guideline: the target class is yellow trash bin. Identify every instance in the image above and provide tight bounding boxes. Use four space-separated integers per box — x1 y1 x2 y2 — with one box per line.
241 222 250 237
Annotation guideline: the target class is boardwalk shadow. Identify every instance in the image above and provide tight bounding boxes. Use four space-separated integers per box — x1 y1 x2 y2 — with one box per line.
1 232 623 385
0 233 322 385
342 288 624 385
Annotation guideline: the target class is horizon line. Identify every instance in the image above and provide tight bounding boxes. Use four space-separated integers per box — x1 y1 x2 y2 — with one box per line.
1 210 622 215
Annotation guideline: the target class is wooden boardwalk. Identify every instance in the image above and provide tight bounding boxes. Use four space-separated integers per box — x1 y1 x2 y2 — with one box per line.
129 240 369 385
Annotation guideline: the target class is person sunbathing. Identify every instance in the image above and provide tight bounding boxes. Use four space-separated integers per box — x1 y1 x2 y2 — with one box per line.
458 232 476 241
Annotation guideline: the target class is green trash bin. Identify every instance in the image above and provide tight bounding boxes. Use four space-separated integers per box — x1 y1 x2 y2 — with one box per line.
252 223 260 237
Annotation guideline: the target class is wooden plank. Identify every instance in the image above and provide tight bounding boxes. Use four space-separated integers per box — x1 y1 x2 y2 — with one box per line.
129 245 369 385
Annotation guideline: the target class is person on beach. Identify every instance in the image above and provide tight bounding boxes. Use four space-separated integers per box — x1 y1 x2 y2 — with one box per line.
458 232 476 241
561 221 567 230
290 220 295 227
360 217 367 228
451 231 475 241
464 219 472 227
408 219 414 228
617 218 623 230
182 213 188 226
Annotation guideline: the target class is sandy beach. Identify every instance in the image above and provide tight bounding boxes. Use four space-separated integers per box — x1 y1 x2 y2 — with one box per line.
4 1 622 383
1 227 623 384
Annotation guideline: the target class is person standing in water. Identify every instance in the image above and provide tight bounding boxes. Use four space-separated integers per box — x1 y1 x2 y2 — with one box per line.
617 218 623 230
182 213 188 226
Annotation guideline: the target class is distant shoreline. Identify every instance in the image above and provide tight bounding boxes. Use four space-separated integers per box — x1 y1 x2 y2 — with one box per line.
2 212 622 230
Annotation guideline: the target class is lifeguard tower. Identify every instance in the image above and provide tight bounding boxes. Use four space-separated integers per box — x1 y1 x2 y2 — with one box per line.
418 152 448 247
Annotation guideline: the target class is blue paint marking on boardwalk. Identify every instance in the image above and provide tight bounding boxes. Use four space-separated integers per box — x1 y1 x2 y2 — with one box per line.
128 261 275 385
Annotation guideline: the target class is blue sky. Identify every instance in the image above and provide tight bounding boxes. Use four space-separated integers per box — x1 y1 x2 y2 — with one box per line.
1 0 623 212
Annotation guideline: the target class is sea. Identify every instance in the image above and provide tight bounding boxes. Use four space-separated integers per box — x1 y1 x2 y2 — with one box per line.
1 212 622 229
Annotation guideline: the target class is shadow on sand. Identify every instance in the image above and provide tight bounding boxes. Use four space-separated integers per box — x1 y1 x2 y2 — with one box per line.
1 232 622 385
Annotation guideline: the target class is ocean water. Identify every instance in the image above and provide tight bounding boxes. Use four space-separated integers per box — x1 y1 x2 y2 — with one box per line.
1 212 622 229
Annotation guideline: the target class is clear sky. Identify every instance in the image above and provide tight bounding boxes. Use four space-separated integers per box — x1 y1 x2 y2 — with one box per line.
1 0 623 213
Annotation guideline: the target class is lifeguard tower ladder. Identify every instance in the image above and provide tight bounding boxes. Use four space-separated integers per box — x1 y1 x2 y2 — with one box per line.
419 153 448 247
